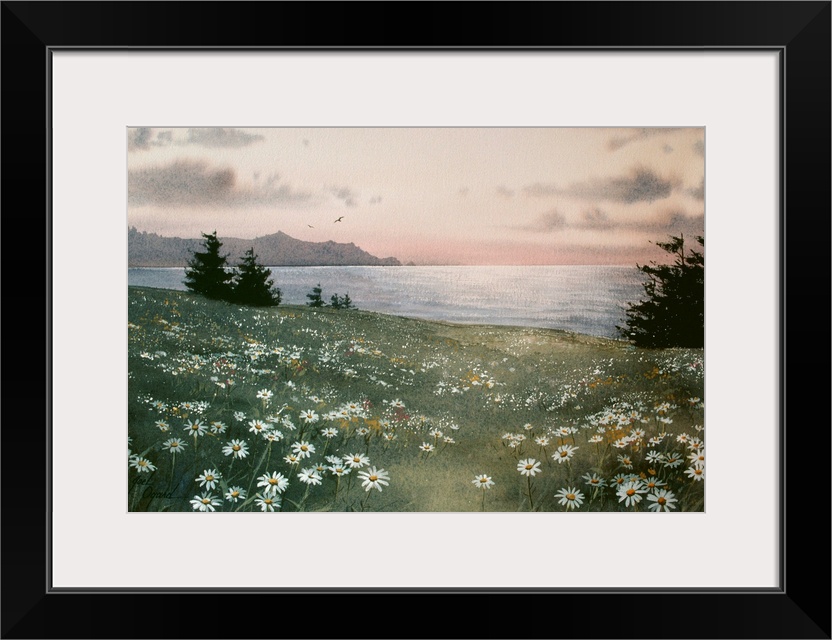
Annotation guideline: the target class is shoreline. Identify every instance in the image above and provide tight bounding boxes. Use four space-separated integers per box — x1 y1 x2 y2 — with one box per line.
127 285 683 351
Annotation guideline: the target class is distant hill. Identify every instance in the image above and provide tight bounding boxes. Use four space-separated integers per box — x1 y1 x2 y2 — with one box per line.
128 228 401 267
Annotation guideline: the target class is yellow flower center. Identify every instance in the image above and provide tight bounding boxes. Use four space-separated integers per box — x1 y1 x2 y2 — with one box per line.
171 442 178 447
138 460 147 466
480 478 488 483
695 469 703 475
192 425 199 431
269 478 277 485
658 497 667 505
567 494 576 500
369 475 378 482
301 445 308 451
560 451 568 457
232 445 240 451
264 499 273 505
525 464 533 470
231 491 239 498
205 475 214 482
201 498 210 504
626 489 635 496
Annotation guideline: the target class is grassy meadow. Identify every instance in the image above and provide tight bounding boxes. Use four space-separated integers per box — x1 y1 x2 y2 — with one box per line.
128 286 705 513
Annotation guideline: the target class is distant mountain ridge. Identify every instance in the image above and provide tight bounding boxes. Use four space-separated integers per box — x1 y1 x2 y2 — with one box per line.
128 228 401 267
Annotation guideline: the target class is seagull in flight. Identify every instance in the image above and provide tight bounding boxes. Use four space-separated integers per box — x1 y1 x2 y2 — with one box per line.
334 216 344 223
307 224 314 228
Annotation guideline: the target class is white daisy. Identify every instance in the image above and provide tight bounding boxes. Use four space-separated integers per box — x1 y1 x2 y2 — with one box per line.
224 486 246 503
161 438 186 454
222 439 249 459
297 468 323 485
555 487 585 510
291 441 315 459
517 458 542 477
195 469 221 491
130 456 156 473
344 452 370 469
254 493 281 512
646 488 678 512
190 492 221 512
553 444 579 463
257 471 289 495
684 465 705 482
617 480 648 507
357 466 390 492
184 419 207 437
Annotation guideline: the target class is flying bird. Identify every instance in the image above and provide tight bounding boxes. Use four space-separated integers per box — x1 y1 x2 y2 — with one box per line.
307 224 314 228
334 216 344 223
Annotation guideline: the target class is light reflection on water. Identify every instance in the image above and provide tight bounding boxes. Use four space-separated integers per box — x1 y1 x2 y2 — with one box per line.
127 265 644 339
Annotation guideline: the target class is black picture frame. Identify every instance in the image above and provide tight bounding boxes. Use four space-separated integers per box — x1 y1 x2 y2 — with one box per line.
2 2 829 638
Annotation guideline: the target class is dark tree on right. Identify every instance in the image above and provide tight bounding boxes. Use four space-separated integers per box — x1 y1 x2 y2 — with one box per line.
616 234 704 348
183 231 234 300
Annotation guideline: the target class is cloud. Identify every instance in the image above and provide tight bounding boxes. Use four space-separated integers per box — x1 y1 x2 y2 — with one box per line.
522 183 559 197
526 209 567 231
369 196 382 204
575 208 614 230
128 160 312 207
687 178 705 201
128 128 175 151
525 208 606 232
128 128 152 150
184 128 265 148
496 186 515 198
523 168 675 204
525 207 703 235
606 127 684 151
329 186 358 207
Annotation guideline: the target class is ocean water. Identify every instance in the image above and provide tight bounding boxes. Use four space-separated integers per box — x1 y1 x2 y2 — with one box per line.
127 265 645 339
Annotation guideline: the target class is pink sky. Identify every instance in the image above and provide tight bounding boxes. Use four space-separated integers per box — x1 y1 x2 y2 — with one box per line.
128 127 704 265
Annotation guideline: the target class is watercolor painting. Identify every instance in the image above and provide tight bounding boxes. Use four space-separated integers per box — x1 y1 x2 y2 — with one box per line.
127 127 704 513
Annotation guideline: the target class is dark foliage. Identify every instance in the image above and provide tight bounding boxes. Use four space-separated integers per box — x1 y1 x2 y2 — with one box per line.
306 283 325 307
183 231 234 300
329 293 355 310
616 234 704 348
231 248 282 306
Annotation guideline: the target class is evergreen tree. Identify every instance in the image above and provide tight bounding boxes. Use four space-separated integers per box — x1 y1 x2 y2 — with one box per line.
616 234 704 348
306 283 324 307
183 231 234 300
231 248 282 306
328 293 356 310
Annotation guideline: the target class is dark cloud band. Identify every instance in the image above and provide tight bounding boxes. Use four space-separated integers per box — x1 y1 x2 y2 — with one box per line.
523 168 675 204
129 160 311 208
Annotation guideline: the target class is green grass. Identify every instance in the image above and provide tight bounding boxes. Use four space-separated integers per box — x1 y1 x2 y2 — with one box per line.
128 286 705 512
